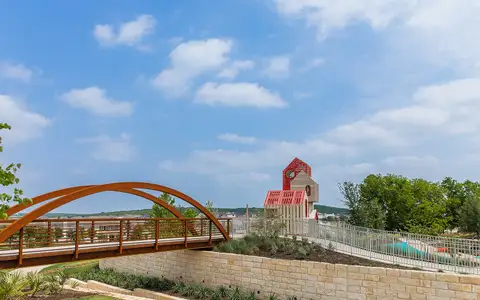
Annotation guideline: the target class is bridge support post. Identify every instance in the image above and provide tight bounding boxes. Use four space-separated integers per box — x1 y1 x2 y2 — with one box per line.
126 220 130 240
119 220 123 254
90 221 95 243
155 220 159 250
227 219 231 237
18 227 24 266
184 219 188 248
75 221 79 259
47 221 52 247
209 220 212 246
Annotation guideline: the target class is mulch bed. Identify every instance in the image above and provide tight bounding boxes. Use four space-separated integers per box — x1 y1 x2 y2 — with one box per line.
32 290 95 300
256 248 420 270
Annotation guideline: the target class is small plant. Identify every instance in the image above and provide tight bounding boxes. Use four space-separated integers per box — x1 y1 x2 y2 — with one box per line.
229 286 244 300
246 291 257 300
172 281 186 293
287 296 298 300
0 271 28 300
216 285 229 298
68 279 80 289
268 294 278 300
295 246 308 260
328 242 335 251
181 284 197 297
211 290 222 300
25 271 45 297
195 285 212 299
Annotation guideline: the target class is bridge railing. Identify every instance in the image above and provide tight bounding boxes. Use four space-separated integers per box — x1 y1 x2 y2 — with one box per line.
0 218 232 252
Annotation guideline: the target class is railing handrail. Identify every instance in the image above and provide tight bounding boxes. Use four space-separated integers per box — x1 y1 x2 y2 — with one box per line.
0 217 233 223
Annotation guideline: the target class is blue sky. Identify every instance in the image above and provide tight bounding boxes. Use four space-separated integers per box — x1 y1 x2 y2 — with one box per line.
2 0 480 213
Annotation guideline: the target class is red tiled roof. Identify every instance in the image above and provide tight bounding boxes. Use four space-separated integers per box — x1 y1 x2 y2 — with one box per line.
264 190 306 206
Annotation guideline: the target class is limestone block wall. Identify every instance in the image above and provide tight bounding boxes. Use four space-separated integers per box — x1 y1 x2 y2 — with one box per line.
100 251 480 300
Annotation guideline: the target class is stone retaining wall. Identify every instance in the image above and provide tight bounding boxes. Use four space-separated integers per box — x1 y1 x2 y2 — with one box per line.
100 251 480 300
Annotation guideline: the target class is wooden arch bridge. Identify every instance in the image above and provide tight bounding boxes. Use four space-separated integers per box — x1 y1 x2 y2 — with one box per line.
0 182 232 268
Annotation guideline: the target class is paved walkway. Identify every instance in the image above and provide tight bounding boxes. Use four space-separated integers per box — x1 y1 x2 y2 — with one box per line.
10 264 51 274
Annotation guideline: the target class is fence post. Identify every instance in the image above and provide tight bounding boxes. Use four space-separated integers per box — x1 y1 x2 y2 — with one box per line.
75 221 80 259
18 227 24 266
209 220 212 245
155 219 159 250
200 219 204 236
47 221 52 247
126 220 130 241
90 221 95 243
227 219 231 237
184 219 188 248
119 220 123 254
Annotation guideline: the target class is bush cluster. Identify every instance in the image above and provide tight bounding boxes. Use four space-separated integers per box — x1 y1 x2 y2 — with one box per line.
0 269 68 299
214 233 325 260
74 266 173 291
72 265 288 300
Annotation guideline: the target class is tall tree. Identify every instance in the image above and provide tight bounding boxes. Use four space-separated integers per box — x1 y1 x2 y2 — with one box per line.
339 181 386 229
150 192 199 218
150 192 176 218
458 193 480 237
0 123 30 219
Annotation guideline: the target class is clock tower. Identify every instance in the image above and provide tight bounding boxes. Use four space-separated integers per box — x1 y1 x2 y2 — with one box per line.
282 157 312 190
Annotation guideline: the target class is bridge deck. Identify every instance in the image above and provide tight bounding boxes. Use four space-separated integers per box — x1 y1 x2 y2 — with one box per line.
0 218 230 268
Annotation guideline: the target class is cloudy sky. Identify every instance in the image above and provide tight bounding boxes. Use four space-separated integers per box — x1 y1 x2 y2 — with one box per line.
1 0 480 213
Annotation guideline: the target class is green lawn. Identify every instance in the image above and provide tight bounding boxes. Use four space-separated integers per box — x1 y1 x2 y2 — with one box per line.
66 296 117 300
40 260 99 275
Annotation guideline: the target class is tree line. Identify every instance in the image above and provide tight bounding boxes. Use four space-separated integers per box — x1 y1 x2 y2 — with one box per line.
340 174 480 236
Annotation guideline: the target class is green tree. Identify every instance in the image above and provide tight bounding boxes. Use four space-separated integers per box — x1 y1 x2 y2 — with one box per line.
0 123 30 219
182 207 198 218
406 179 449 235
150 192 176 218
205 200 217 215
150 192 199 218
339 181 386 229
458 193 480 237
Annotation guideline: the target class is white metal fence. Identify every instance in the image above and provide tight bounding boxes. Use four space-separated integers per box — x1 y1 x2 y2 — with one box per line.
231 217 480 275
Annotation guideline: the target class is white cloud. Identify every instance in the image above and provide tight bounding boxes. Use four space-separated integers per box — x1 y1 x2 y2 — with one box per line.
152 38 233 96
274 1 480 74
299 58 324 72
0 62 33 82
0 95 51 144
274 0 415 40
61 87 134 117
262 56 290 78
93 15 156 49
76 133 135 162
161 76 480 191
218 133 257 144
195 82 287 108
217 60 255 79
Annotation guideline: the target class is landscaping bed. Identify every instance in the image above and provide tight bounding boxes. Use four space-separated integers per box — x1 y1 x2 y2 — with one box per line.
72 267 278 300
214 233 419 270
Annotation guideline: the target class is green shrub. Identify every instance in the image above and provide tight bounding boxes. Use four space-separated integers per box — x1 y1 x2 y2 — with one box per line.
295 246 308 260
73 267 173 292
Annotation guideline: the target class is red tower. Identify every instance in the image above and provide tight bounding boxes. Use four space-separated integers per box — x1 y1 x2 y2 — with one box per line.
282 157 312 190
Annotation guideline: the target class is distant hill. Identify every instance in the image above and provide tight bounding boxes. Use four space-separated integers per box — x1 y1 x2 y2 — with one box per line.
19 204 348 218
314 204 349 215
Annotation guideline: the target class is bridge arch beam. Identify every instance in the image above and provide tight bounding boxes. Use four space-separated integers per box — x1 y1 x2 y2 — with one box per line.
0 182 229 243
6 186 183 218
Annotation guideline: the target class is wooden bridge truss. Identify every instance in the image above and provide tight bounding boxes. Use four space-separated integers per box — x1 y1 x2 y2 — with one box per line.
0 182 232 268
